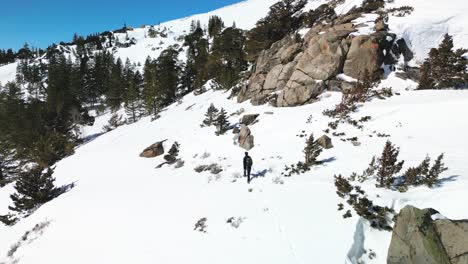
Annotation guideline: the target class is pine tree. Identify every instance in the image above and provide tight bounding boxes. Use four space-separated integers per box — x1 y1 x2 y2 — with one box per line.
184 22 209 91
208 16 225 38
402 156 430 187
125 70 143 123
154 47 181 107
148 26 157 38
206 27 247 89
106 58 125 111
245 0 307 60
0 139 17 186
418 34 467 89
376 141 404 188
425 153 448 187
304 134 322 166
214 108 230 135
8 167 59 215
202 104 219 126
142 57 159 116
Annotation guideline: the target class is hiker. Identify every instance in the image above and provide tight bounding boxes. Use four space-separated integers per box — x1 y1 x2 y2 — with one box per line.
243 152 253 183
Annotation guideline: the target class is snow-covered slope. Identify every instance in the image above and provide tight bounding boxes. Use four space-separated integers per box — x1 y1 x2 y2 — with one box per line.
1 73 468 263
0 0 468 263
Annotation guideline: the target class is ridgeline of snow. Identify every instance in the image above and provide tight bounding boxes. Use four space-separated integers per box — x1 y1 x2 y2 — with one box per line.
0 0 468 263
387 0 468 62
0 62 18 85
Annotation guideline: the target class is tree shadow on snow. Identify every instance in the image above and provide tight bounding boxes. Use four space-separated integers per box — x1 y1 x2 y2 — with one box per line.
75 133 104 149
319 156 337 164
434 175 459 188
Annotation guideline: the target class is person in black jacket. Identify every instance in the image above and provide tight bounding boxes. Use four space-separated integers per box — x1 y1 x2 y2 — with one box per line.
243 152 253 183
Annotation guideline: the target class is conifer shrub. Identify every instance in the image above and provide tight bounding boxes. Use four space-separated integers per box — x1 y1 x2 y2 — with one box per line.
304 134 323 166
376 141 404 188
348 141 448 192
201 104 219 127
334 174 394 230
418 34 467 89
102 112 125 132
1 167 64 226
214 108 230 135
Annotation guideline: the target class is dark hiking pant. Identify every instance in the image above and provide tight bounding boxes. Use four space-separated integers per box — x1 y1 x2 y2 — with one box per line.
244 167 252 183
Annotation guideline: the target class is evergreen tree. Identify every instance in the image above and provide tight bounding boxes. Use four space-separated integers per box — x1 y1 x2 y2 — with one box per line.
184 22 210 91
154 47 181 106
214 108 230 135
208 16 225 38
304 134 322 166
8 167 59 215
0 139 16 186
425 153 448 187
148 26 157 38
376 141 404 188
106 58 125 111
202 103 219 126
125 69 143 123
142 56 159 116
403 156 430 186
206 27 247 89
245 0 307 60
418 34 467 89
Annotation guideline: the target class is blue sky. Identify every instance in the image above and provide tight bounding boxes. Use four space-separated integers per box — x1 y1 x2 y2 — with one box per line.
0 0 243 51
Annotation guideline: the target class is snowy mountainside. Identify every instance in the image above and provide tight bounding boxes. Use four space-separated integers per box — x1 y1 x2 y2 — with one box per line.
1 72 468 263
0 0 468 263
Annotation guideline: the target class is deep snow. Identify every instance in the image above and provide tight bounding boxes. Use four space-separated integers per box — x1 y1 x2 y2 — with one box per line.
0 0 468 263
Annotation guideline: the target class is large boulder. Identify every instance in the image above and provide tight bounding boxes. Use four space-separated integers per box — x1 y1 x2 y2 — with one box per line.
140 140 165 158
238 36 301 103
276 72 326 107
387 205 468 264
317 135 333 149
238 22 355 106
238 125 254 150
296 26 353 80
240 114 260 126
343 35 383 79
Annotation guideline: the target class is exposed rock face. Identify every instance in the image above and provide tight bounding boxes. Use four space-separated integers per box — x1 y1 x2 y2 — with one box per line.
238 12 412 107
238 22 356 107
387 205 468 264
238 36 302 104
317 135 333 149
277 77 325 107
238 125 254 150
392 38 414 62
140 141 165 158
343 32 398 79
240 114 260 126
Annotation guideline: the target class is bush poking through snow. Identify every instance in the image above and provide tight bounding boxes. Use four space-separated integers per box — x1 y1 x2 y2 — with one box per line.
194 218 208 233
194 164 223 174
401 154 448 189
7 220 51 257
348 142 448 192
102 112 125 132
304 134 323 167
334 175 394 230
164 142 180 164
226 217 244 228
